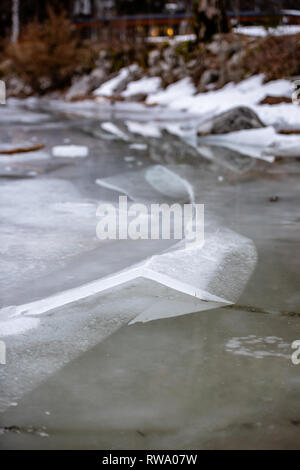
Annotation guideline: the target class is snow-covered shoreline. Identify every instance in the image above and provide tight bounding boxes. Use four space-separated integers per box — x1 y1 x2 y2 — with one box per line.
93 71 300 131
11 71 300 162
16 70 297 133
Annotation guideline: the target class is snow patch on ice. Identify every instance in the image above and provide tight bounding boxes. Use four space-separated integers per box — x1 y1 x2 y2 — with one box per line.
52 145 89 158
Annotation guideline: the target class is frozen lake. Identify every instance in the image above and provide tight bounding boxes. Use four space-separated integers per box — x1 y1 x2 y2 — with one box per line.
0 99 300 449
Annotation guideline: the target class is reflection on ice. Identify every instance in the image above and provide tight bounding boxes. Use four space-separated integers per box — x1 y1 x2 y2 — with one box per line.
96 165 194 204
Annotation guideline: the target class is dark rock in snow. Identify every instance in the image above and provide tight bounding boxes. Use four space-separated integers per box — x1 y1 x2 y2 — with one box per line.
197 106 265 135
126 93 147 102
200 69 219 87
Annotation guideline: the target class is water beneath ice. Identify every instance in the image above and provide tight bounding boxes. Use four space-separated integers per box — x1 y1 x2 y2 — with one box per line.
0 99 299 449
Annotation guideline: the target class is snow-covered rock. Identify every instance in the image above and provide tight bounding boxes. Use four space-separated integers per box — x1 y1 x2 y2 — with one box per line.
122 76 161 98
66 69 107 101
93 65 141 97
146 77 196 106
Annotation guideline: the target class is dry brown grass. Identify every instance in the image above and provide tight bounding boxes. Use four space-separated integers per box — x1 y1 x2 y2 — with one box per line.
243 34 300 81
5 7 94 93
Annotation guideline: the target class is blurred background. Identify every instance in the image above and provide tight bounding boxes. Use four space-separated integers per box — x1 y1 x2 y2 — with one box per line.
0 0 300 97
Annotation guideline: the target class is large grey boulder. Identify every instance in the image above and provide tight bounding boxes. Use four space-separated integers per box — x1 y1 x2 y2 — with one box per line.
197 106 265 135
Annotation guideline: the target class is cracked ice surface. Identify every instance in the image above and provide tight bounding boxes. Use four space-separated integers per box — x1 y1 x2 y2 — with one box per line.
0 278 201 412
1 91 299 449
0 104 257 415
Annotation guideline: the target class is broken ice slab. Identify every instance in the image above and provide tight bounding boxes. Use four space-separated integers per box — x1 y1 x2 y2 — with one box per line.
0 157 257 413
0 278 195 413
96 164 194 204
0 178 100 304
0 223 256 412
197 126 300 162
197 127 277 162
263 133 300 158
1 225 256 322
1 224 256 322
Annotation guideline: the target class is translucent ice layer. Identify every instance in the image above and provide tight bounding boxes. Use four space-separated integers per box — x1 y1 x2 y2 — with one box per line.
0 161 257 413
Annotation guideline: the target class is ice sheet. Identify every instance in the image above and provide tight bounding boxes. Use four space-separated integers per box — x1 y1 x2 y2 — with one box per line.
0 278 204 412
15 165 255 325
197 127 276 162
0 179 100 302
0 160 257 415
